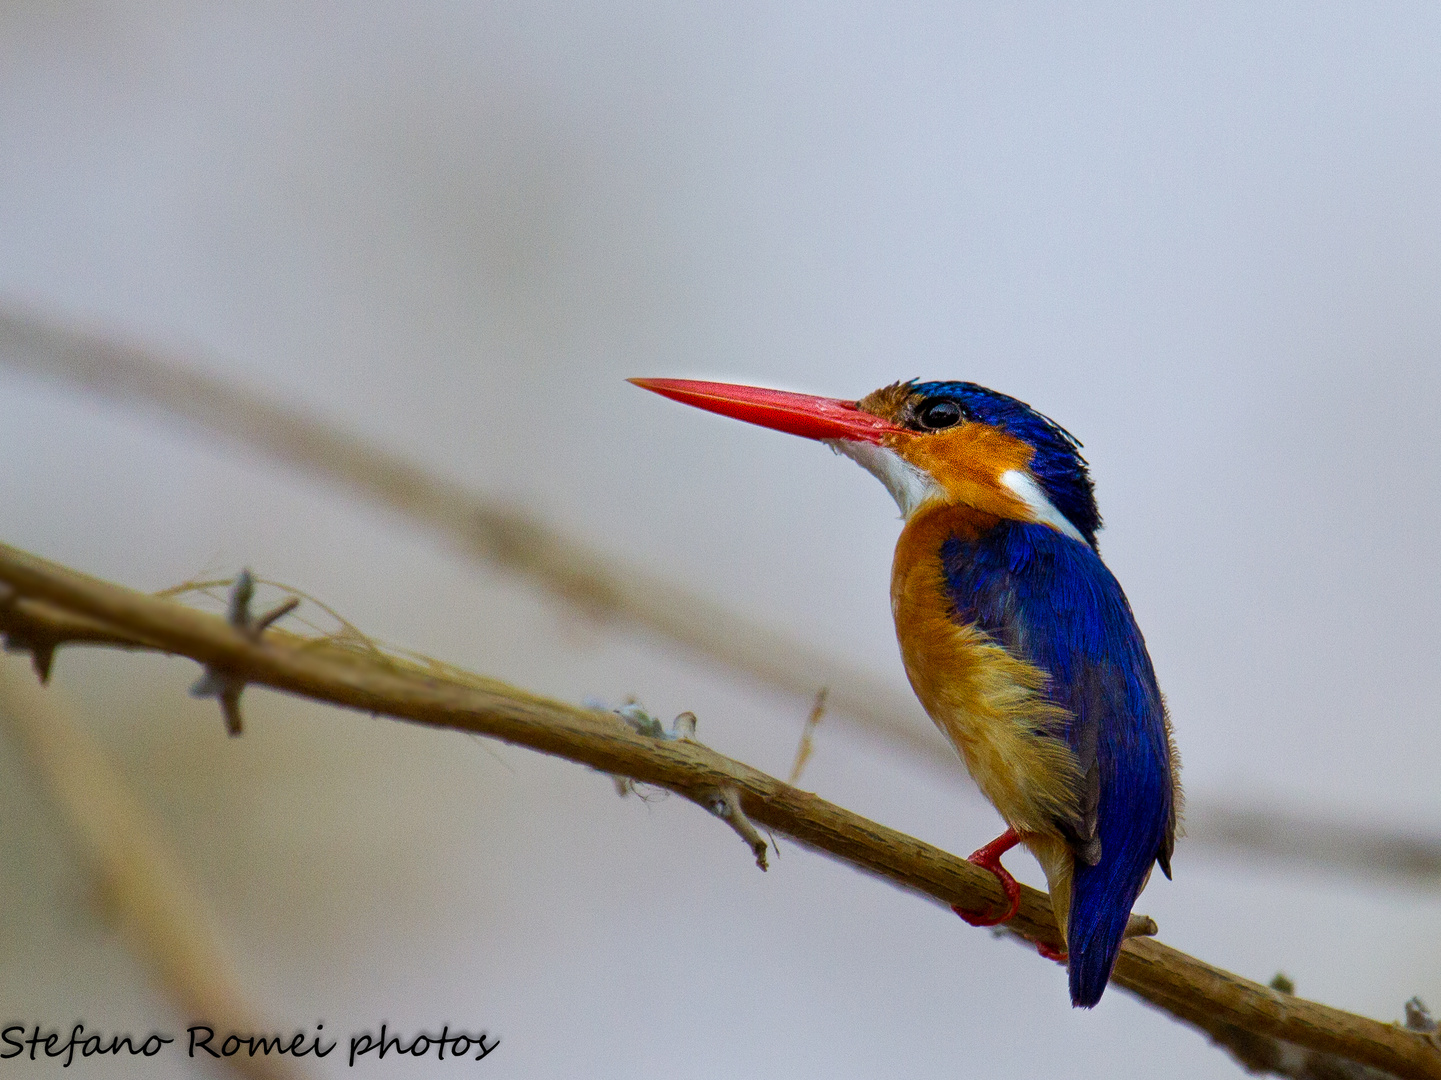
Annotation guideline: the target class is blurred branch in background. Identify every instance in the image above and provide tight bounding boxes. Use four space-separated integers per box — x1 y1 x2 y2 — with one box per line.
0 661 305 1080
0 302 1437 890
0 305 941 752
0 545 1437 1079
1188 806 1441 884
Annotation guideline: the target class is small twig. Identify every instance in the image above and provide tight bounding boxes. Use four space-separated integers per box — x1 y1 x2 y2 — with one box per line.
189 570 298 736
787 687 829 785
703 786 768 870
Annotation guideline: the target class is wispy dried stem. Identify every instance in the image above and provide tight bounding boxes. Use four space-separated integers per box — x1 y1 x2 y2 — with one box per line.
0 544 1435 1080
0 660 305 1080
787 688 828 785
1 302 1436 886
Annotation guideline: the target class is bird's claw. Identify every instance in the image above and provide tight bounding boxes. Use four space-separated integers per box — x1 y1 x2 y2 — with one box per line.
1036 941 1068 963
952 828 1022 927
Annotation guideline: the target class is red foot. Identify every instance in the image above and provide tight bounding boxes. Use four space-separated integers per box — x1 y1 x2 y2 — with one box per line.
951 828 1022 927
1036 941 1068 964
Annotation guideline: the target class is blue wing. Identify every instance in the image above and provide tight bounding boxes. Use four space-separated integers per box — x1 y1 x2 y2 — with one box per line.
942 521 1175 1007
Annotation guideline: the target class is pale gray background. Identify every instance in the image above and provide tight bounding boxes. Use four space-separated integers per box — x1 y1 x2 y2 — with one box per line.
0 2 1438 1077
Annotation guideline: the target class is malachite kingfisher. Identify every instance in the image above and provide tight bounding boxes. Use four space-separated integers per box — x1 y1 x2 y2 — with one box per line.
630 377 1180 1008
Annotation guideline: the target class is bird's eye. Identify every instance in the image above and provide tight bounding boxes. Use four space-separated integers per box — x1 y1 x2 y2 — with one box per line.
916 398 963 431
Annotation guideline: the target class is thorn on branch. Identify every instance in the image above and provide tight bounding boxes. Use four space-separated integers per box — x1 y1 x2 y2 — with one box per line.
1405 997 1439 1048
1125 914 1159 939
28 641 54 683
1404 997 1436 1032
702 785 768 871
1001 910 1157 961
0 582 59 684
189 569 299 737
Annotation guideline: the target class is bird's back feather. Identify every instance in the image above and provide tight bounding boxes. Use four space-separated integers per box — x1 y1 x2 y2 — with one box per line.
941 520 1176 1007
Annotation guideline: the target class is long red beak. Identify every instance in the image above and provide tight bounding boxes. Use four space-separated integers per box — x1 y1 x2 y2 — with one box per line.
628 378 897 444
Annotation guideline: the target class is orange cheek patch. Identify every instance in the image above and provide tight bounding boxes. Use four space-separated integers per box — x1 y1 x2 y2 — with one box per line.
884 425 1037 520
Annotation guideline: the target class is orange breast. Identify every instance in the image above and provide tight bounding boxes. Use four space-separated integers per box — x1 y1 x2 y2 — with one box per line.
890 505 1083 840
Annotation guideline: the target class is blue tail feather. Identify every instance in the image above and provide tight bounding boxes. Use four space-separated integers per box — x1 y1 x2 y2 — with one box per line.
941 519 1175 1007
1067 755 1169 1006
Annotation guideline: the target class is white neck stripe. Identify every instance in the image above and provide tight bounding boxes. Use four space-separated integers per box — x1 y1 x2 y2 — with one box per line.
1000 470 1088 545
823 440 1088 543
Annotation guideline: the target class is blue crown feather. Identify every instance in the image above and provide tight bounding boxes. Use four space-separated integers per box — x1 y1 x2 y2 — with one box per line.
911 381 1102 549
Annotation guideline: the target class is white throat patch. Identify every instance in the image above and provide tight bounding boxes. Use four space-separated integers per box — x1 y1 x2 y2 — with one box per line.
824 439 942 519
824 438 1089 542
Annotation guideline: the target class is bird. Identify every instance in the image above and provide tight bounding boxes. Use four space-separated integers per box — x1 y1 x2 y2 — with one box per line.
629 376 1179 1008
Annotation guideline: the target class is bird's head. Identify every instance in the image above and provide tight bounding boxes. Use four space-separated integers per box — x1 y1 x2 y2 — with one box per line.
631 377 1100 548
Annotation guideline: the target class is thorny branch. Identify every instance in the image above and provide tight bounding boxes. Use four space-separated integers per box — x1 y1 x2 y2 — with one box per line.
1 302 1436 885
189 569 299 735
0 543 1436 1080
